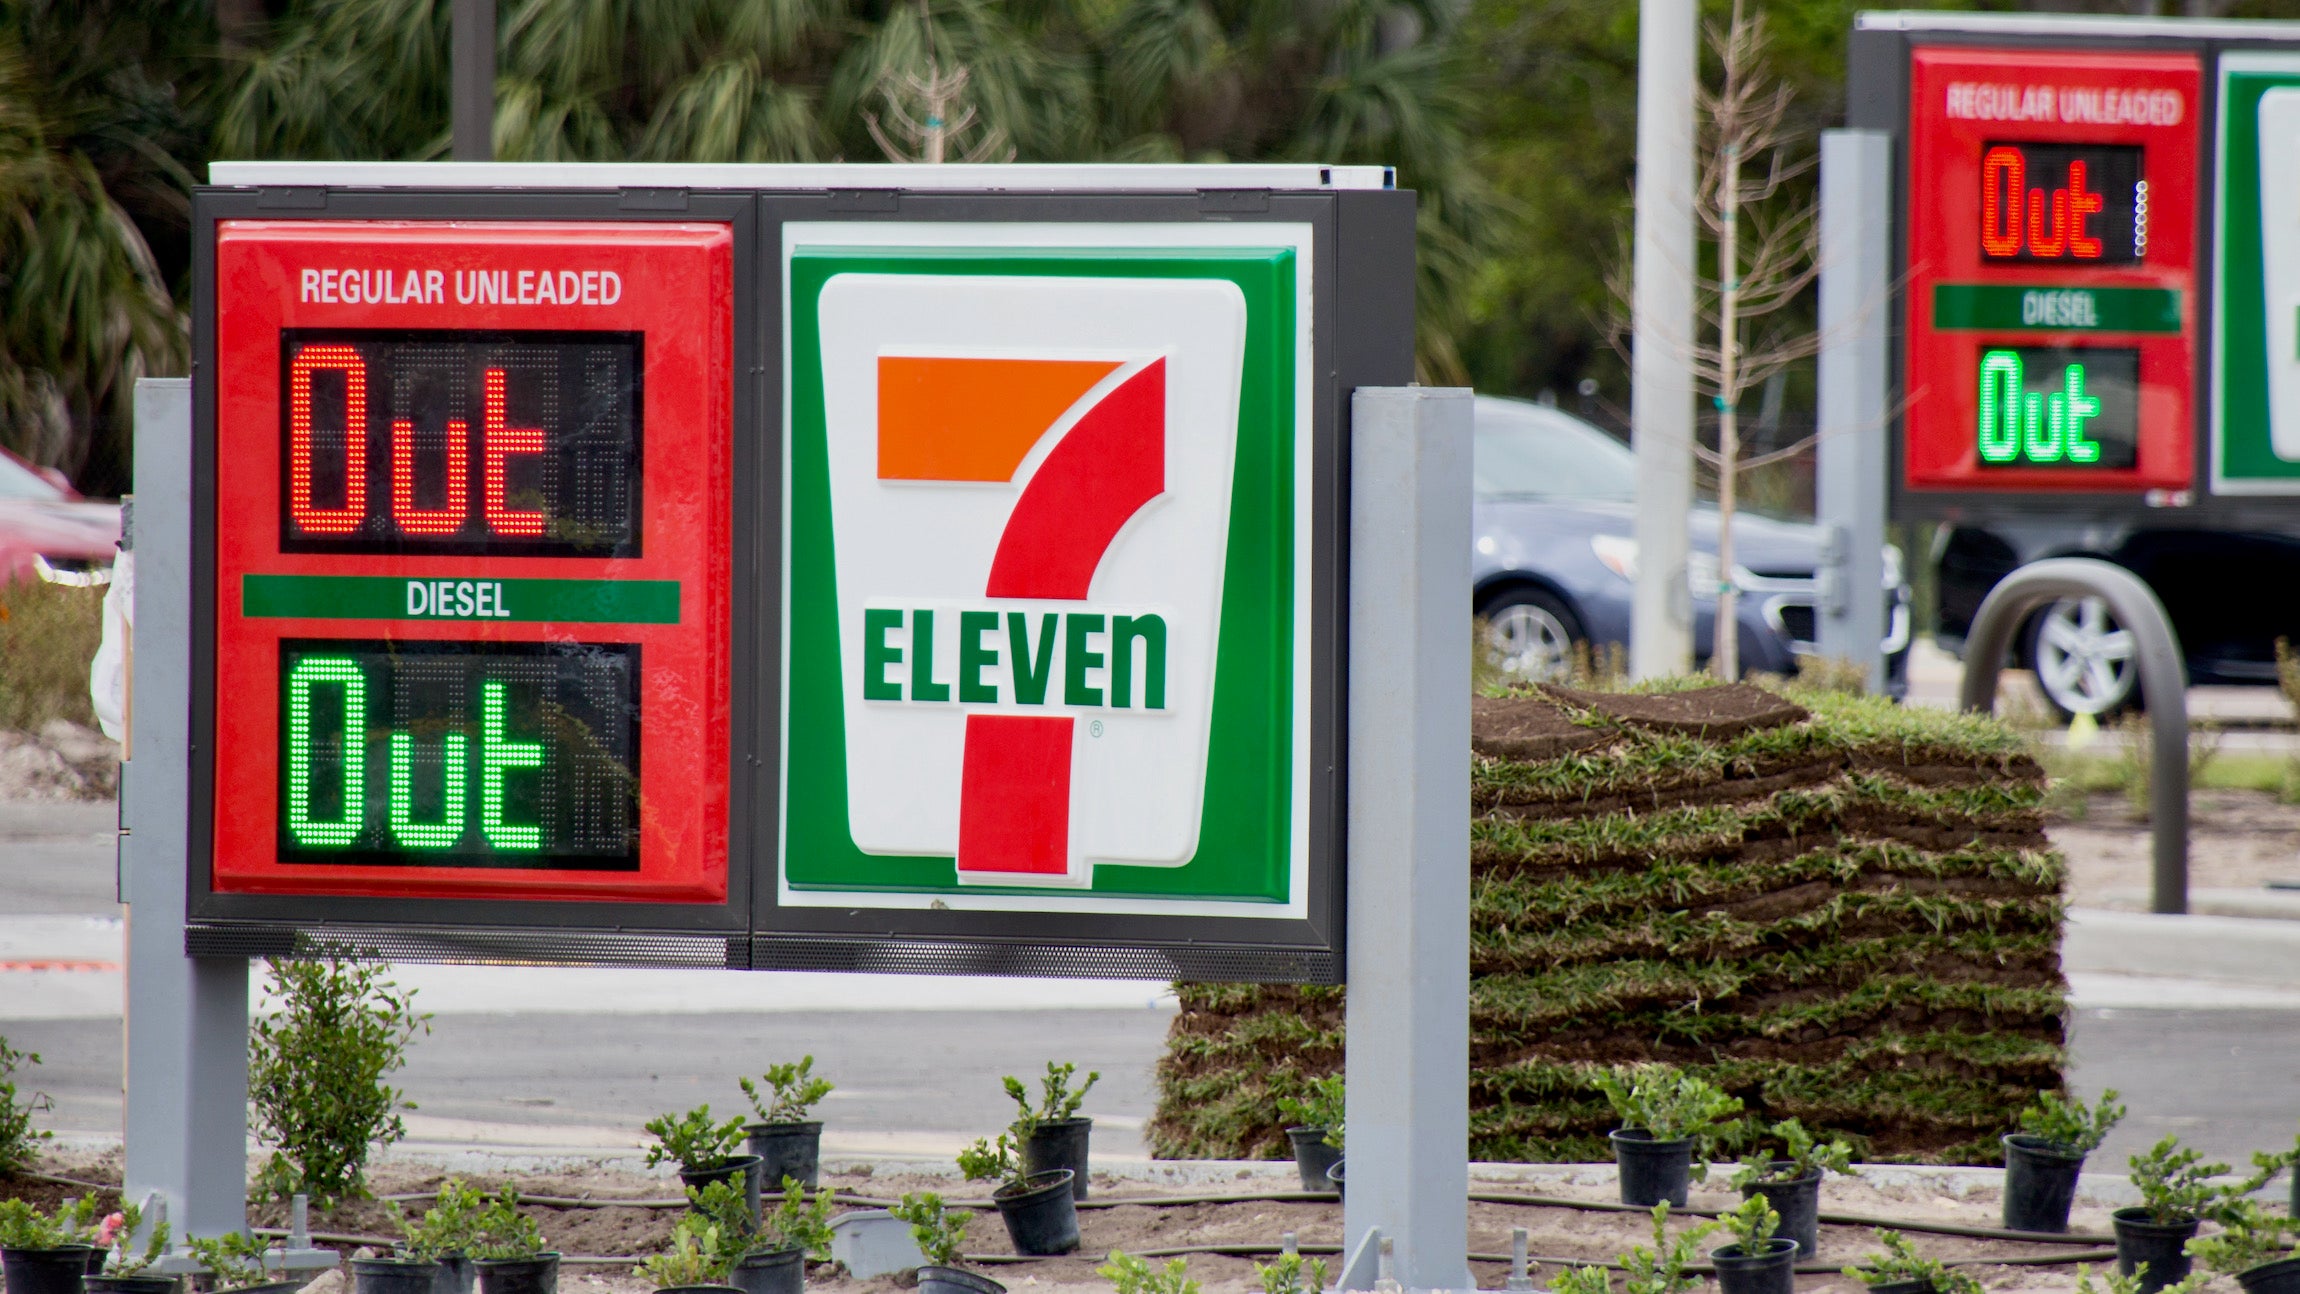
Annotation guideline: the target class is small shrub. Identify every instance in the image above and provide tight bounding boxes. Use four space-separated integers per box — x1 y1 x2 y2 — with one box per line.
0 1196 98 1248
957 1132 1024 1189
98 1203 170 1276
2075 1262 2206 1294
1275 1075 1345 1148
2187 1200 2300 1276
2018 1089 2124 1155
0 1035 52 1175
765 1178 836 1261
1551 1268 1614 1294
1100 1252 1199 1294
468 1186 547 1261
393 1178 489 1260
1595 1064 1743 1150
1004 1061 1098 1136
741 1056 833 1125
1719 1195 1778 1252
0 580 103 731
187 1232 274 1290
248 957 430 1203
1856 1230 1981 1294
1619 1204 1716 1294
2129 1137 2238 1226
636 1218 726 1289
1730 1118 1854 1189
644 1104 747 1173
890 1192 966 1268
1254 1251 1329 1294
684 1178 755 1256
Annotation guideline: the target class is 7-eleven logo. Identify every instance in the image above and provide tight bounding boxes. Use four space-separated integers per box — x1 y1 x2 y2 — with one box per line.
817 273 1247 887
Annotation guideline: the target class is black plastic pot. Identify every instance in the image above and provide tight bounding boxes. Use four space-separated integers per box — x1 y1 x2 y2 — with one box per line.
85 1277 179 1294
1285 1127 1342 1194
2241 1256 2300 1294
3 1246 96 1294
681 1154 766 1224
1864 1280 1934 1294
356 1257 448 1294
84 1251 107 1277
435 1256 477 1294
991 1171 1079 1256
1610 1129 1694 1208
476 1253 561 1294
1710 1239 1798 1294
2000 1134 2086 1234
746 1122 824 1193
651 1285 744 1294
2111 1207 2198 1293
1022 1119 1092 1201
1743 1165 1823 1257
1327 1159 1346 1200
728 1246 804 1294
215 1283 301 1294
916 1267 1006 1294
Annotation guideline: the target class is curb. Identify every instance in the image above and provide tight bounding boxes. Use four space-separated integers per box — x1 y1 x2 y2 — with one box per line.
2067 907 2300 983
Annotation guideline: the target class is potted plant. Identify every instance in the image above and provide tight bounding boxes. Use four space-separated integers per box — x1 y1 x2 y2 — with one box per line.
1253 1249 1328 1294
1729 1118 1855 1257
636 1218 740 1294
1616 1204 1715 1294
87 1206 175 1294
185 1233 297 1294
690 1176 834 1294
1274 1076 1344 1195
467 1186 557 1294
739 1058 833 1192
1593 1064 1743 1208
1709 1195 1796 1294
1 1197 101 1294
2075 1262 2205 1294
958 1132 1076 1256
2004 1089 2124 1233
2113 1136 2252 1294
1099 1251 1198 1294
891 1193 998 1294
1005 1062 1099 1202
646 1105 764 1219
1855 1229 1983 1294
391 1177 489 1294
2187 1200 2300 1294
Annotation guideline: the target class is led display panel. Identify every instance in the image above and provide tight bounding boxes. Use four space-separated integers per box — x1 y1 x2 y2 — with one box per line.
1902 47 2199 497
208 220 731 904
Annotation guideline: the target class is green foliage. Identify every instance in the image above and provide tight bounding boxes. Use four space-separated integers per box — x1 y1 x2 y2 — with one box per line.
187 1232 273 1289
0 1034 52 1176
1720 1195 1778 1252
1731 1118 1855 1189
1551 1267 1614 1294
636 1217 727 1289
248 956 430 1204
1004 1061 1099 1135
644 1104 747 1173
100 1203 170 1276
2187 1201 2300 1277
740 1055 833 1125
1100 1252 1199 1294
0 582 105 733
1254 1251 1329 1294
1857 1230 1981 1294
890 1192 966 1269
0 1196 98 1249
1594 1064 1743 1143
1275 1075 1346 1149
468 1186 547 1262
1618 1204 1716 1294
957 1133 1022 1188
683 1178 756 1262
765 1179 836 1262
2128 1137 2238 1227
2074 1263 2206 1294
392 1178 489 1261
2018 1089 2124 1155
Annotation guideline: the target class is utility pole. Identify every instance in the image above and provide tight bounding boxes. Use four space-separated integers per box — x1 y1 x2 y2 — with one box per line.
1630 0 1698 680
452 0 494 162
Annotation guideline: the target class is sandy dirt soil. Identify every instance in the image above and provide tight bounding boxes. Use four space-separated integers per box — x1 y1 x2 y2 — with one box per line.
2 1150 2170 1294
2052 788 2300 907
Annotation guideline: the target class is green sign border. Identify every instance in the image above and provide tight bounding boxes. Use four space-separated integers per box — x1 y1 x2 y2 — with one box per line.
2214 57 2300 492
782 247 1300 902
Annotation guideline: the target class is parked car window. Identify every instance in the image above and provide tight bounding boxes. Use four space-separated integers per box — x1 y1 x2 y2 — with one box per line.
0 453 62 502
1473 402 1637 503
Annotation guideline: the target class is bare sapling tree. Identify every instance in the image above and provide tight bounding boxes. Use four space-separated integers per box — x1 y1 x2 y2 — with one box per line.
865 0 1016 164
1610 0 1822 680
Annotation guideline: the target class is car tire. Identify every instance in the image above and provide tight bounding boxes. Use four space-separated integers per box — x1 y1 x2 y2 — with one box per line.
2026 595 2141 721
1479 587 1585 684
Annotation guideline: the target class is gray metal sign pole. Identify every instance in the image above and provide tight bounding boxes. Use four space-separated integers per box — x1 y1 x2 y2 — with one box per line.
122 377 252 1241
451 0 495 162
1630 0 1699 680
1814 129 1890 692
1342 386 1473 1292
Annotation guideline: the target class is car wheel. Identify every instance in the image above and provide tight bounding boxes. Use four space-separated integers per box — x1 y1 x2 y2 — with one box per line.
1480 588 1584 683
2028 595 2140 720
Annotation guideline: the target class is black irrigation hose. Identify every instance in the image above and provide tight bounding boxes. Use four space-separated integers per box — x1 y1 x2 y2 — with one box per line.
964 1243 2125 1273
1465 1192 2119 1246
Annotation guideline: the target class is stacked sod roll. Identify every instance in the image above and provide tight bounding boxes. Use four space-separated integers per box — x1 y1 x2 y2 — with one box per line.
1150 681 2068 1165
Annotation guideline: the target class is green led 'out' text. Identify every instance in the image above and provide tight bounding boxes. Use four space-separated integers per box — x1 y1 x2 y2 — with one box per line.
285 655 544 852
1977 349 2104 465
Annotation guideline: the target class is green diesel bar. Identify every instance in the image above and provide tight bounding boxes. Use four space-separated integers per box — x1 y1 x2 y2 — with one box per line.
1932 284 2182 334
243 574 681 624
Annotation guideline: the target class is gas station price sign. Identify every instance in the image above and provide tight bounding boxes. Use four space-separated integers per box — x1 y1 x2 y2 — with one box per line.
209 221 731 903
1903 47 2199 496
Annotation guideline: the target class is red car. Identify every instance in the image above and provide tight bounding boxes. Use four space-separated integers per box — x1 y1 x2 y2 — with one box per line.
0 446 119 584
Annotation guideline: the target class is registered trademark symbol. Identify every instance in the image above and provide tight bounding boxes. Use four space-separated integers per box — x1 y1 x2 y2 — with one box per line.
1089 720 1105 738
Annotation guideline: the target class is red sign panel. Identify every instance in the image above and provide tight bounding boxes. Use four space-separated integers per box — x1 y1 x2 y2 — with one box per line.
211 221 732 902
1903 47 2200 495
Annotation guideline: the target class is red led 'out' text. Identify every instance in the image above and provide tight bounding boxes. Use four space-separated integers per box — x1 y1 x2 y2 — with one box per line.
1981 146 2109 260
